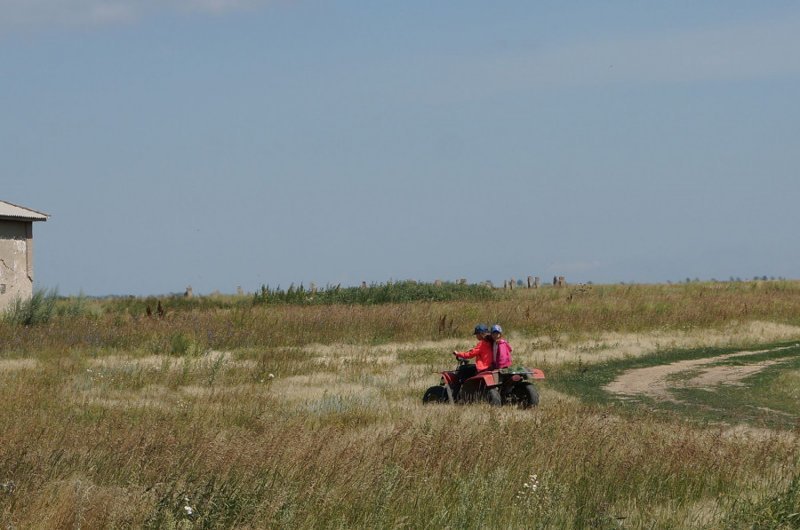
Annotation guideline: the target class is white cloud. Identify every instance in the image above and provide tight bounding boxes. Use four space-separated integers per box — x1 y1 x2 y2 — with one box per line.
180 0 262 14
536 16 800 85
87 3 137 24
0 0 277 31
416 13 800 103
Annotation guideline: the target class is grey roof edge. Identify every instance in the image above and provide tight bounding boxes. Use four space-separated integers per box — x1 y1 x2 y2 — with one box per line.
0 200 50 221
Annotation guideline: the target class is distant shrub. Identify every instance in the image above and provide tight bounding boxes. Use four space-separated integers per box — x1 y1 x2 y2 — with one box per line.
54 292 99 319
170 332 197 356
253 280 495 306
3 288 58 326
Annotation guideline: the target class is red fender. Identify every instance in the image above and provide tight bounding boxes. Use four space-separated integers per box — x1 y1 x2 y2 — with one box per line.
441 371 459 385
462 371 498 392
529 368 545 380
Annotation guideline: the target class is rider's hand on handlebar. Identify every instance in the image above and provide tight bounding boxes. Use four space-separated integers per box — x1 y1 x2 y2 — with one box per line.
452 351 459 358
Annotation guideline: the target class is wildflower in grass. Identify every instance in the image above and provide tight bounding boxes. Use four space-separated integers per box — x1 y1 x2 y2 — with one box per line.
516 473 540 500
183 495 196 518
0 481 15 494
514 471 563 519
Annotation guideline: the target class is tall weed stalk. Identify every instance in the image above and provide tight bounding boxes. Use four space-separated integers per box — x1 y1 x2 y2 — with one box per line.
3 287 58 326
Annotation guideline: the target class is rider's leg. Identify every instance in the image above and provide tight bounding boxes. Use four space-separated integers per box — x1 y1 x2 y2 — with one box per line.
457 364 478 381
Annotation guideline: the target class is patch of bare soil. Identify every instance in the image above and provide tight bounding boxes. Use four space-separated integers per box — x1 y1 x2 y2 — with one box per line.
604 345 796 403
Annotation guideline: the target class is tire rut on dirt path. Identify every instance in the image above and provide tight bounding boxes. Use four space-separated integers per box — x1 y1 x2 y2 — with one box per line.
603 345 797 403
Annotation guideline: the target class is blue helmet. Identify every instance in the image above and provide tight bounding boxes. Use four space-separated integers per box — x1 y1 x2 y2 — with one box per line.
473 323 489 335
491 324 503 334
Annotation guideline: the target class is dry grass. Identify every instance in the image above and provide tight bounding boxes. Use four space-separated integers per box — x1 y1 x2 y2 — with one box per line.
1 281 800 527
0 358 39 372
517 320 800 366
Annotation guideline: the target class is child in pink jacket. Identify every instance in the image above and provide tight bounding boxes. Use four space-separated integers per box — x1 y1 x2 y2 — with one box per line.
490 324 513 369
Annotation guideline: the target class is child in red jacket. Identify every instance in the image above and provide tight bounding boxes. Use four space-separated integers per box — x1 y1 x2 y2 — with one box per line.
454 324 494 373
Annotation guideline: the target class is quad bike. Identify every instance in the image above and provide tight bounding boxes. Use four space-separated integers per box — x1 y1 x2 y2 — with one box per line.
422 357 544 408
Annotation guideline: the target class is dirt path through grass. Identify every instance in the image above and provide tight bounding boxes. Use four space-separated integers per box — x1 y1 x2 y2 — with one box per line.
604 345 797 403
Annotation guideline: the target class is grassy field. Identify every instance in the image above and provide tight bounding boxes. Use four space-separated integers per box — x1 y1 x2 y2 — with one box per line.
1 281 800 528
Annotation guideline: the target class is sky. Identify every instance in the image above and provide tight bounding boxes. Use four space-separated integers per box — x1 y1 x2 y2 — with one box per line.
2 1 799 296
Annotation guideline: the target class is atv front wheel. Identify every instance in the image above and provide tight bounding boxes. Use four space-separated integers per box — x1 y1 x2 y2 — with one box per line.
423 386 449 404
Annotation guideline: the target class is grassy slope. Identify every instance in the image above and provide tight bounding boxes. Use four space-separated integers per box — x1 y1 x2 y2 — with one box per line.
1 281 800 528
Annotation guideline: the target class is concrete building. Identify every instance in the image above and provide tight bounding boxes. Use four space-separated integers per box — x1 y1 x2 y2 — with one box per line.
0 200 49 310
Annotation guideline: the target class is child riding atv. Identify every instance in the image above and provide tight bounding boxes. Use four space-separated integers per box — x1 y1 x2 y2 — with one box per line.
424 323 543 407
489 324 513 369
452 323 493 381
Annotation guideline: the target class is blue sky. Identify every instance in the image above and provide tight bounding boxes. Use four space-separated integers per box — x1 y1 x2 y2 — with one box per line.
3 1 799 296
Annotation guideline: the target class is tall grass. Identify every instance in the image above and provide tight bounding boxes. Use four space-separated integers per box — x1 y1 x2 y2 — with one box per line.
0 347 796 528
1 281 799 527
3 281 800 356
253 280 496 305
2 287 58 326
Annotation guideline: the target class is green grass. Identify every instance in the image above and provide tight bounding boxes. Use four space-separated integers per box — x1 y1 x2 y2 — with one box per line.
672 359 800 429
725 470 800 528
1 341 798 528
253 280 497 305
765 370 800 407
553 341 800 429
2 287 58 326
2 282 800 527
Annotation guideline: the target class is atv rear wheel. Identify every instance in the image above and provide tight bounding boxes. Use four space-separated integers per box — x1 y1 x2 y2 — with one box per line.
510 383 539 408
423 386 449 404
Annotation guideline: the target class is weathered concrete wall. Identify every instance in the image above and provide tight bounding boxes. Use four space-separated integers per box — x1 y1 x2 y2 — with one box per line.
0 221 33 310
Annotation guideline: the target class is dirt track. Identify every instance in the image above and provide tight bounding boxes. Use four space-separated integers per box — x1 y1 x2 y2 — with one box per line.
604 345 797 403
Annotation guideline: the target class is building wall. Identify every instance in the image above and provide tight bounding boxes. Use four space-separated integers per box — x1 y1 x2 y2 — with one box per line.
0 220 34 310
